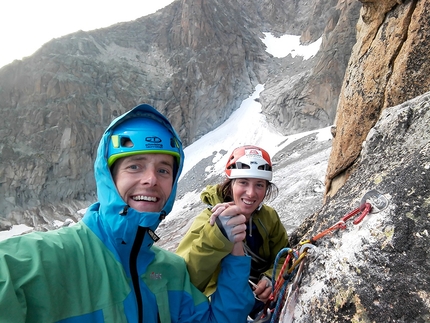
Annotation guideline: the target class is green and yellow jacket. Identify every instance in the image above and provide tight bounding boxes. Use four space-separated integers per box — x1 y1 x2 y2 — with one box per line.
176 184 289 296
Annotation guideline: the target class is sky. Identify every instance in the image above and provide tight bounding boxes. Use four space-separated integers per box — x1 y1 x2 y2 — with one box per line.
0 23 324 240
0 0 176 69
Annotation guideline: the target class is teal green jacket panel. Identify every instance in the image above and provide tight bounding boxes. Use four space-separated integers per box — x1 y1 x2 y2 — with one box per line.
0 222 130 323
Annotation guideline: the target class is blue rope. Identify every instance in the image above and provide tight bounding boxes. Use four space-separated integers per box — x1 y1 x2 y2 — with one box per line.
270 248 292 287
269 248 299 323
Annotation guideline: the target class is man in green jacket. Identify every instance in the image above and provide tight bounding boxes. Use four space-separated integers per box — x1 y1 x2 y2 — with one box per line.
0 104 254 323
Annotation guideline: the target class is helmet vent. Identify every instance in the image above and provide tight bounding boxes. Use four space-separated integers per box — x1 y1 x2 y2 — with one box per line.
233 162 250 169
258 164 272 171
170 138 176 148
121 137 134 148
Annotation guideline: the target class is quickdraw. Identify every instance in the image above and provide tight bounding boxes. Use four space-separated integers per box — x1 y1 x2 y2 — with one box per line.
279 252 308 323
304 202 372 244
247 190 389 323
250 247 311 323
249 248 296 323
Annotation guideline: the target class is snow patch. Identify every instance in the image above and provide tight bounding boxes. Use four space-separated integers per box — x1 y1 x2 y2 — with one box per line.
260 32 322 59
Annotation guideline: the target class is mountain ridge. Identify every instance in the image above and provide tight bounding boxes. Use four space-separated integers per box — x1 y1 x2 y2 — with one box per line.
0 0 359 220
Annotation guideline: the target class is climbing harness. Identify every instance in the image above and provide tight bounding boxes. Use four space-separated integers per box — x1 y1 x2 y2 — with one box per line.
247 189 389 323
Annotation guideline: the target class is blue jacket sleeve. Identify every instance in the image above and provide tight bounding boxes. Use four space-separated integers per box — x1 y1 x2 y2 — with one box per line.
205 254 254 323
178 254 254 323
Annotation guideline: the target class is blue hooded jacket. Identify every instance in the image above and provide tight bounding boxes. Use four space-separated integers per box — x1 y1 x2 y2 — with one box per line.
0 104 254 323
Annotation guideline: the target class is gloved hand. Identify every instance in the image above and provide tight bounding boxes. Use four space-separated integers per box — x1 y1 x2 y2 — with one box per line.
210 203 247 243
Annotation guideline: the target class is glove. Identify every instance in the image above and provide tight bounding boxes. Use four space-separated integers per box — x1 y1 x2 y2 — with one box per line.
215 216 236 242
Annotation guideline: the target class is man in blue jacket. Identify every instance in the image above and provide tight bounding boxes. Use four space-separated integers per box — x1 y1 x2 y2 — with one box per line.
0 103 254 323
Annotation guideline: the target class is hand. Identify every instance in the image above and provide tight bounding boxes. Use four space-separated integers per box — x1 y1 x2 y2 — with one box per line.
250 277 272 302
214 213 247 243
209 203 247 243
209 202 236 225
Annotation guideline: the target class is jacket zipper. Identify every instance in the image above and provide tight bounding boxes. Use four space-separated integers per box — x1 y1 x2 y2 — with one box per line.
130 226 146 323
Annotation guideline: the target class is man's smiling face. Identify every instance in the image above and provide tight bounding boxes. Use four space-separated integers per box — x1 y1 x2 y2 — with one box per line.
112 153 174 213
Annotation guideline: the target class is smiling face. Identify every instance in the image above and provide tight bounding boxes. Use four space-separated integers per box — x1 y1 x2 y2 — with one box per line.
231 178 268 219
112 153 175 213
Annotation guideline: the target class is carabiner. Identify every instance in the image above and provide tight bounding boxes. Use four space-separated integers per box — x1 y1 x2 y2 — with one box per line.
352 202 372 225
248 308 272 323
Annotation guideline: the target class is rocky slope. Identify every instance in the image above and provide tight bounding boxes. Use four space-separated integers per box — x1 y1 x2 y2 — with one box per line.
261 0 362 135
289 90 430 323
283 1 430 321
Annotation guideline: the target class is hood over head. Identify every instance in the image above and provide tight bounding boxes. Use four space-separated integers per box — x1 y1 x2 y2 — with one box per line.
91 103 184 245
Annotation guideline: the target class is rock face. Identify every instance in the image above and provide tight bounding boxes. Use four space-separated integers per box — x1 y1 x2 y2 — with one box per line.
260 0 362 135
289 91 430 323
0 0 360 223
325 0 430 198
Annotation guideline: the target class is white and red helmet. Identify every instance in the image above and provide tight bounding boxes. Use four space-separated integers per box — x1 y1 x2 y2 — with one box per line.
225 145 273 181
